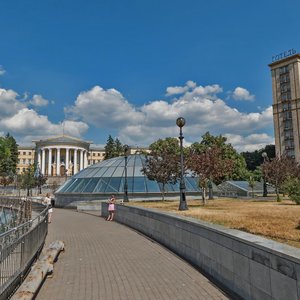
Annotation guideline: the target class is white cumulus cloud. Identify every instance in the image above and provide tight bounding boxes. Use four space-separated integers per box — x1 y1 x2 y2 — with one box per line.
65 85 144 127
232 87 255 101
0 66 6 76
29 94 49 107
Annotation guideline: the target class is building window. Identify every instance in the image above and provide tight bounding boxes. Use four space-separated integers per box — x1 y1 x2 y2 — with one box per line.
281 92 291 101
28 159 31 164
23 159 26 164
23 151 26 155
280 74 290 83
279 65 289 74
28 152 31 155
280 83 290 93
93 153 95 156
282 103 291 111
98 153 100 156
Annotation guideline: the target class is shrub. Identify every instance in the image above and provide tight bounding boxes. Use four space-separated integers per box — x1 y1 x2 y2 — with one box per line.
283 177 300 205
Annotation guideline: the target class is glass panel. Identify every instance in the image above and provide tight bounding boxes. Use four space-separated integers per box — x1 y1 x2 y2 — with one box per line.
64 178 80 192
113 166 125 177
185 177 198 191
56 178 75 192
145 178 160 192
93 167 109 177
103 165 117 177
127 176 134 193
127 167 134 177
77 168 96 178
71 179 88 192
133 177 146 192
83 178 100 192
184 178 194 191
94 178 109 192
105 177 122 193
88 167 102 178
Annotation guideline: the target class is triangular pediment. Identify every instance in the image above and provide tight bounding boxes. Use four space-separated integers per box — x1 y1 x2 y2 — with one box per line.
33 135 92 147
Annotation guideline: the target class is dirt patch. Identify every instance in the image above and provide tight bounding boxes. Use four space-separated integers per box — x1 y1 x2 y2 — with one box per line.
128 198 300 249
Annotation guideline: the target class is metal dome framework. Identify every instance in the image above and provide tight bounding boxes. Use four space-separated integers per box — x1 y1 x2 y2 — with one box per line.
56 154 200 195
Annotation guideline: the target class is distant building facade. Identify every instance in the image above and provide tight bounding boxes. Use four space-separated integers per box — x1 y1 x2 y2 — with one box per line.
269 53 300 162
17 135 146 177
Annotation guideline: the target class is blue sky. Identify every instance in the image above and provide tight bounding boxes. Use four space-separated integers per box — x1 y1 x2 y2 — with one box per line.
0 0 299 151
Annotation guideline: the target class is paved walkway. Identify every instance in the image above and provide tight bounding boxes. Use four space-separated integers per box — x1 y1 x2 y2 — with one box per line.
36 209 230 300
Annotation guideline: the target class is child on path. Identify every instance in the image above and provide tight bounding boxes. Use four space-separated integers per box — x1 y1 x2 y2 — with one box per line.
107 195 116 221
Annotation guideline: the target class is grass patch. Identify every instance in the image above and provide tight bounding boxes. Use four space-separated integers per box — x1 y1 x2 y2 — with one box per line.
128 198 300 249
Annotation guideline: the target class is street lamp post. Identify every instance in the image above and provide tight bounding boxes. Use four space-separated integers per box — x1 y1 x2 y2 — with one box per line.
262 152 269 197
123 145 129 202
176 117 188 211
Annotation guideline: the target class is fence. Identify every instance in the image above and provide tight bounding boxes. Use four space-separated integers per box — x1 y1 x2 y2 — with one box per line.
0 201 48 300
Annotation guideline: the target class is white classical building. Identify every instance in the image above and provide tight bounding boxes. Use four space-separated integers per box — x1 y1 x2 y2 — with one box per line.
34 135 91 176
17 135 147 178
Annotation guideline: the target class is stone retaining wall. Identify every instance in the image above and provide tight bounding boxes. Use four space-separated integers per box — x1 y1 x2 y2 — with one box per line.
102 203 300 300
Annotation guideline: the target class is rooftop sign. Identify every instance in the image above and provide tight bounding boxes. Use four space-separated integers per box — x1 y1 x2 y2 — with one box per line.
272 49 297 62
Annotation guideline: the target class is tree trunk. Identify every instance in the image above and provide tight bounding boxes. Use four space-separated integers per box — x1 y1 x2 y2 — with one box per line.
202 187 206 205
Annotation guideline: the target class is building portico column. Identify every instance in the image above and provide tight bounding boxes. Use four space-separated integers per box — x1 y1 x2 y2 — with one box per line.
66 148 69 174
74 149 78 174
41 148 46 175
84 150 88 168
48 148 52 176
80 149 84 171
38 149 41 169
56 148 61 176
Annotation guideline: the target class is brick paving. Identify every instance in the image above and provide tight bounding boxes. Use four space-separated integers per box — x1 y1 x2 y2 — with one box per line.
36 208 230 300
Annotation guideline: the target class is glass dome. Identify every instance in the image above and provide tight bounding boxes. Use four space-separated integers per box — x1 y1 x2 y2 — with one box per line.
56 154 201 194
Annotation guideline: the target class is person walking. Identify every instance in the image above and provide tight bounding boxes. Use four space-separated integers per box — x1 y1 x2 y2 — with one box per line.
107 195 116 221
44 193 53 223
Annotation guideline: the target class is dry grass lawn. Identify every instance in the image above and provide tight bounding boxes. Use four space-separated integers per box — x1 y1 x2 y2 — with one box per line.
129 198 300 249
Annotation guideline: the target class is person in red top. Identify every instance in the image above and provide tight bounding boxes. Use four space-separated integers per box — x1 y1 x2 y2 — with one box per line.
107 195 116 221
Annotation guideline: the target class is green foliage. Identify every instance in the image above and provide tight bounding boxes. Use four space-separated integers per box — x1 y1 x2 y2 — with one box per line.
241 144 275 171
189 132 247 182
0 133 18 187
246 170 260 197
104 135 124 160
262 155 298 202
149 137 180 155
20 164 36 196
142 152 179 200
282 177 300 205
143 137 181 200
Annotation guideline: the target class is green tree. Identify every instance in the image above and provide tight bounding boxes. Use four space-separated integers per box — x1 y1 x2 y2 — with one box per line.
241 144 275 171
186 146 234 204
142 137 181 200
104 135 124 160
115 138 124 156
0 133 18 187
189 132 247 182
20 164 36 196
246 170 261 198
142 152 180 200
104 135 116 160
4 133 18 172
282 177 300 205
149 137 180 155
262 155 298 202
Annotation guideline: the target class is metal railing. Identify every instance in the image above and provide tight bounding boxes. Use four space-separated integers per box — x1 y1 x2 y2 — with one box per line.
0 201 48 300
